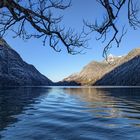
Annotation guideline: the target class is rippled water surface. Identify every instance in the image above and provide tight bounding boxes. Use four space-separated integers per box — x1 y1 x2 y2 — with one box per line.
0 87 140 140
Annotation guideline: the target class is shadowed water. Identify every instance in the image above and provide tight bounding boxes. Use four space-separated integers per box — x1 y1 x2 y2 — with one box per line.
0 87 140 140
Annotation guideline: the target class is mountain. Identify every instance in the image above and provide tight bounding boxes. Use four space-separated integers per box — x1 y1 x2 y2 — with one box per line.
61 48 140 86
0 38 53 86
61 54 124 85
95 48 140 86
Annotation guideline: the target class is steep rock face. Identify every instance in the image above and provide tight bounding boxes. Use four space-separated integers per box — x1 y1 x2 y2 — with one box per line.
63 55 124 85
0 38 53 86
62 48 140 86
55 80 81 86
63 62 109 85
95 49 140 86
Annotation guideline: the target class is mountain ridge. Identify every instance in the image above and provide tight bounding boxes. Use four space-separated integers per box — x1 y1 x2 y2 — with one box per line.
0 38 53 86
60 48 140 86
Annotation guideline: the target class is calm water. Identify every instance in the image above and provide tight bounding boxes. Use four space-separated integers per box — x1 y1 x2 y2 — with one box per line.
0 87 140 140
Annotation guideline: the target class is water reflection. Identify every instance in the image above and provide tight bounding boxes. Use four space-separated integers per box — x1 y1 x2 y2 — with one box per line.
0 87 140 140
0 87 51 131
63 87 140 123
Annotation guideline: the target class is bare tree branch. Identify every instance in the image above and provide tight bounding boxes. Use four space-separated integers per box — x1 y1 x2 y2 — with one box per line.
0 0 87 54
84 0 140 58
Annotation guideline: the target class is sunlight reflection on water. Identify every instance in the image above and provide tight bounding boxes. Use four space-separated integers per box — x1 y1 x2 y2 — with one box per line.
0 87 140 140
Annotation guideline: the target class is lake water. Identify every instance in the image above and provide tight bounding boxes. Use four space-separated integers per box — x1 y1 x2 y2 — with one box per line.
0 87 140 140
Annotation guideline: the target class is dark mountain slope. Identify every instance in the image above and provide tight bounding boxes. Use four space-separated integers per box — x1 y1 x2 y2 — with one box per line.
94 55 140 86
60 48 140 86
0 38 53 86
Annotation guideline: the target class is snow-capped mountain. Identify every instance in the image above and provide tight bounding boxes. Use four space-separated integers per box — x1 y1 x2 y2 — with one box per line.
60 49 140 86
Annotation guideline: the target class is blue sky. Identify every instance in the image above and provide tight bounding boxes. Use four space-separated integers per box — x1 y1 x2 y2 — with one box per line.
4 0 140 82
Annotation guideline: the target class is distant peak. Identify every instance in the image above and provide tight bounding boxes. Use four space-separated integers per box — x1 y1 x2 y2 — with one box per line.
108 54 114 58
132 48 140 51
128 48 140 55
105 54 124 64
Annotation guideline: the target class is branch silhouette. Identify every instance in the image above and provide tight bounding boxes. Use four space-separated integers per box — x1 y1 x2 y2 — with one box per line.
0 0 87 54
84 0 140 58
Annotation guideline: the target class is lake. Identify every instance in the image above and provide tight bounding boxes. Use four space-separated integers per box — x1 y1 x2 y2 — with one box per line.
0 87 140 140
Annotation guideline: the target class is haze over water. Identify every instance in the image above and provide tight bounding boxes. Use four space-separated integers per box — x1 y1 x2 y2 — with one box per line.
0 87 140 140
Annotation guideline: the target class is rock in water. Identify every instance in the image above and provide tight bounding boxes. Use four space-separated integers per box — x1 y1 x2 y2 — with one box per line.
0 38 53 86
